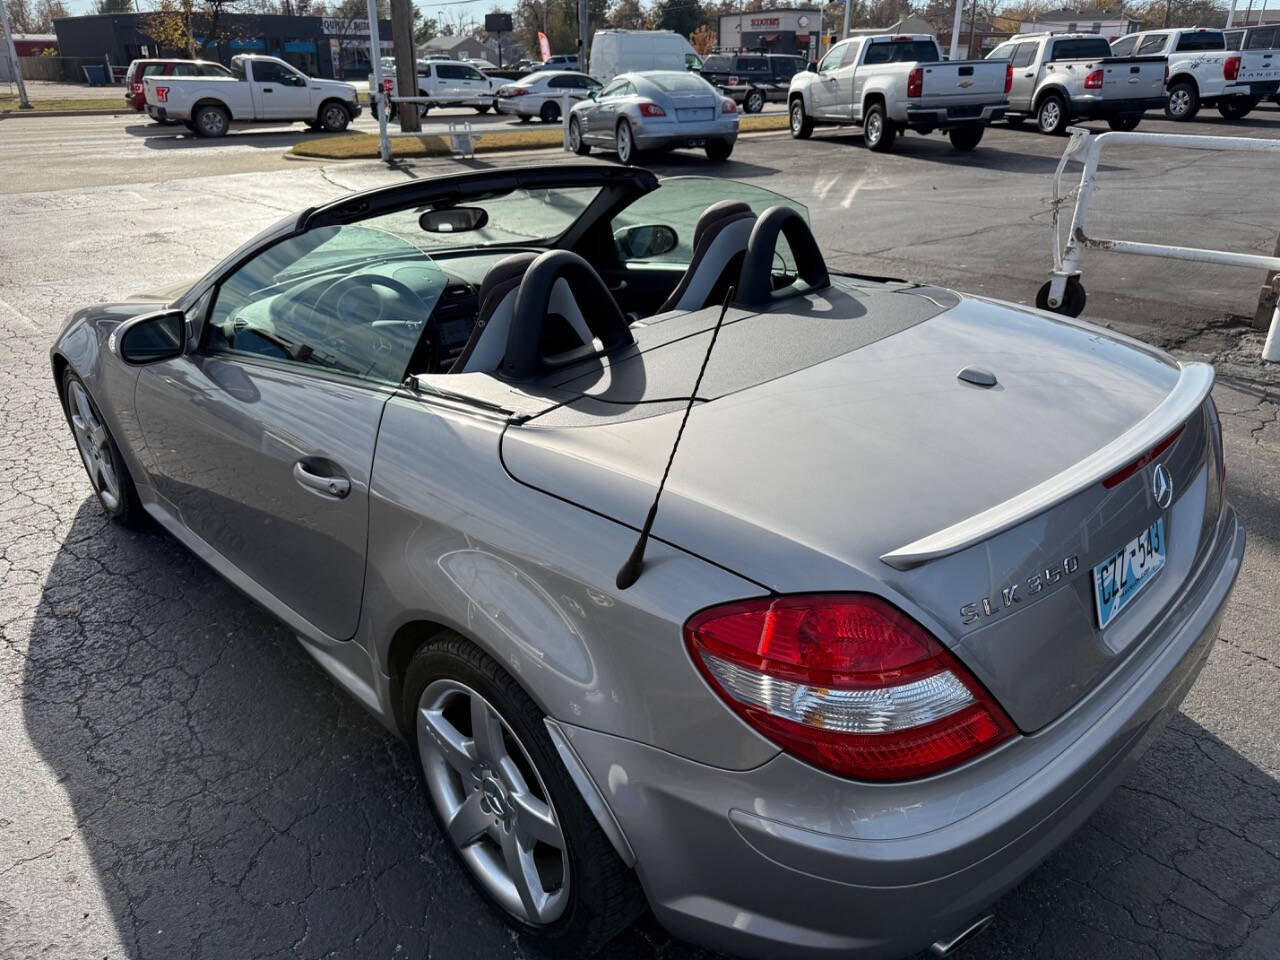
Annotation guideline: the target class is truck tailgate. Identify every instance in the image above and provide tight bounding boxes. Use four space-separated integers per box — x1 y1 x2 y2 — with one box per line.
1097 56 1166 102
917 59 1007 107
1238 49 1280 85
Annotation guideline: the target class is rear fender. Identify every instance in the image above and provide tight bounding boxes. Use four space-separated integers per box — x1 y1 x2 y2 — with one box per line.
192 97 232 120
1167 72 1199 94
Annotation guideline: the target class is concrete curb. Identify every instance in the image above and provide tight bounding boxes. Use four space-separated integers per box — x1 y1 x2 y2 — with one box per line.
0 108 130 119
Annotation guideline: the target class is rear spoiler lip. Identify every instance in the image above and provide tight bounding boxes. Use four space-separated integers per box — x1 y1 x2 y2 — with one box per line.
880 361 1214 571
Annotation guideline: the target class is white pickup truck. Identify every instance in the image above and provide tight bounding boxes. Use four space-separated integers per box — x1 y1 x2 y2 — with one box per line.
1224 23 1280 110
1111 27 1279 120
986 33 1166 134
143 55 361 137
788 34 1009 152
367 57 497 120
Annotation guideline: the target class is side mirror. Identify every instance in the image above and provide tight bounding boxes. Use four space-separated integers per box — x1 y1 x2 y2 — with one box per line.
113 309 186 365
587 89 598 99
613 223 678 260
419 206 490 233
807 61 818 73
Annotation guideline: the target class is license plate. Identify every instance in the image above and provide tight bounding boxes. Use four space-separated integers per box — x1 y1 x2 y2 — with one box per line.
677 108 713 121
1093 517 1165 629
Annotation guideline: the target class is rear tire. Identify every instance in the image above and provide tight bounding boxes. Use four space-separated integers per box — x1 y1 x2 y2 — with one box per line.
948 125 984 151
568 116 590 155
1107 113 1142 132
1165 80 1199 120
540 101 560 123
402 634 644 959
475 104 491 114
1216 96 1257 120
705 138 733 161
789 98 813 139
744 88 765 114
61 369 146 528
863 103 895 152
193 103 229 138
1036 93 1068 135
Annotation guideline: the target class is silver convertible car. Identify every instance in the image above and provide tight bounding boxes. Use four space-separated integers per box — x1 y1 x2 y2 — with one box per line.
567 71 739 164
52 166 1243 959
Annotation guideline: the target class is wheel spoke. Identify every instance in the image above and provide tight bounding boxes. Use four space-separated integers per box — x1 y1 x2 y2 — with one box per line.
500 828 545 921
470 697 506 766
418 706 476 776
446 791 491 849
511 790 561 849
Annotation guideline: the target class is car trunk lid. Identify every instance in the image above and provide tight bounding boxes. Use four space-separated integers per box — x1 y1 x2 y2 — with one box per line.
502 291 1219 732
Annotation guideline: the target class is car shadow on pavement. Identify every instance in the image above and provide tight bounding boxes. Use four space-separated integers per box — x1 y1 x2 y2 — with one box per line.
123 122 352 152
21 498 1278 960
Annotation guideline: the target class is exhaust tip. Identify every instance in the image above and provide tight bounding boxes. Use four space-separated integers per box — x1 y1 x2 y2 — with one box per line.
930 913 995 957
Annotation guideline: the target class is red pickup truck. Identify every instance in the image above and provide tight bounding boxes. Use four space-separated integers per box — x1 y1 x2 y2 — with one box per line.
123 59 232 121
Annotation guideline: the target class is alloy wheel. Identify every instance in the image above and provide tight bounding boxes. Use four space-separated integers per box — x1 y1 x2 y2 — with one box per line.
569 118 581 152
790 102 802 134
323 105 346 130
866 111 882 146
1038 99 1061 133
199 109 226 136
67 381 121 512
616 122 632 163
1169 89 1190 117
417 679 570 925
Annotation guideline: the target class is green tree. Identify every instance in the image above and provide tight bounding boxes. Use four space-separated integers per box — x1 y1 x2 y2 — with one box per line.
94 0 134 13
607 0 648 29
652 0 702 37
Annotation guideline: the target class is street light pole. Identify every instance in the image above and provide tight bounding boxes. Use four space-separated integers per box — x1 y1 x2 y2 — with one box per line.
0 0 32 110
842 0 853 40
949 0 964 60
578 0 588 71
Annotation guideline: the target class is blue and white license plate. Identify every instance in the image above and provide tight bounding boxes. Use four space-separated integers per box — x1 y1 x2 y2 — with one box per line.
1093 517 1165 629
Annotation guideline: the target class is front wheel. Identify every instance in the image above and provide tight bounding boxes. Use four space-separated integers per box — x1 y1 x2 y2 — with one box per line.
948 125 984 151
474 104 491 115
1036 94 1068 135
1165 81 1199 121
404 635 644 957
1107 113 1142 132
863 103 896 152
1035 276 1087 318
743 88 765 114
61 370 146 527
568 116 590 155
705 138 733 161
319 101 350 133
789 98 813 139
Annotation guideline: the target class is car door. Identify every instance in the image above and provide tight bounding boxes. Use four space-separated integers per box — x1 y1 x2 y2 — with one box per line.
1008 41 1040 111
249 59 311 119
132 222 434 641
457 64 491 101
810 41 850 117
585 78 628 141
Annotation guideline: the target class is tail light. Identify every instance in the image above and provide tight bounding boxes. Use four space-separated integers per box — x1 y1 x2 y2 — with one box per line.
638 101 666 117
728 74 739 85
907 67 923 98
721 97 737 114
504 86 528 96
685 594 1016 781
132 82 142 93
1102 425 1184 488
1084 69 1104 90
1224 55 1240 82
155 86 169 103
1005 63 1013 93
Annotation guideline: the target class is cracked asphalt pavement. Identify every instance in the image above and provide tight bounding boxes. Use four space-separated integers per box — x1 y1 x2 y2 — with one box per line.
1 122 1279 960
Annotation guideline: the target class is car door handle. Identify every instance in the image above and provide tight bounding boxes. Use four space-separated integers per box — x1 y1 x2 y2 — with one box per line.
1024 72 1034 77
262 87 273 93
293 460 350 499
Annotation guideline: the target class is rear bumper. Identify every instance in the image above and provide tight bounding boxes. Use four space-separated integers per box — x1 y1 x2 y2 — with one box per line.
905 102 1006 127
147 105 168 121
556 507 1244 959
632 119 739 148
1069 96 1167 118
1247 80 1280 97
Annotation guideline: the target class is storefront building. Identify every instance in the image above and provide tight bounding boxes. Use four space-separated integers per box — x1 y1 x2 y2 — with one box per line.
717 8 823 59
53 13 393 79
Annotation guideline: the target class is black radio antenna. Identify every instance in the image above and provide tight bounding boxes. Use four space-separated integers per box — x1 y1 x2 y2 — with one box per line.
616 285 735 591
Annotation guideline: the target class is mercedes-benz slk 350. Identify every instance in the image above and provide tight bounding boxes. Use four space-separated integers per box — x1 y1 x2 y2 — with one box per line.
51 166 1243 959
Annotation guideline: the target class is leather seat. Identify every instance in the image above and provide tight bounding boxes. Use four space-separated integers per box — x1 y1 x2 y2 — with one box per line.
655 201 758 314
450 252 538 374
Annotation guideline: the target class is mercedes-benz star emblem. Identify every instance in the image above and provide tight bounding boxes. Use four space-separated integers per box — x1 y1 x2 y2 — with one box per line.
1151 463 1173 509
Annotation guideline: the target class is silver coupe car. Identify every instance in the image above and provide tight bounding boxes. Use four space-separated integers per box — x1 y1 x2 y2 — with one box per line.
51 165 1243 960
568 70 739 164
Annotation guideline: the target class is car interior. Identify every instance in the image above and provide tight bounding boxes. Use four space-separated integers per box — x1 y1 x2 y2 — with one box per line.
201 171 828 391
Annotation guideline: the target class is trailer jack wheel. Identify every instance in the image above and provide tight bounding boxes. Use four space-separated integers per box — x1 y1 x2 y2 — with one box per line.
1036 276 1086 317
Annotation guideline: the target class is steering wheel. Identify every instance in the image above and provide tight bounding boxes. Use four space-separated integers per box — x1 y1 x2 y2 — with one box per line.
312 272 439 374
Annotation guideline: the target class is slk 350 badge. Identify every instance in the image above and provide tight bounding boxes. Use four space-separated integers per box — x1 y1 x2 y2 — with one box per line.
961 556 1079 625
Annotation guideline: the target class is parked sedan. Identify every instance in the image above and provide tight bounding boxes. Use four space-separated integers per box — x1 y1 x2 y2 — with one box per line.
52 164 1243 960
568 71 739 163
494 70 602 122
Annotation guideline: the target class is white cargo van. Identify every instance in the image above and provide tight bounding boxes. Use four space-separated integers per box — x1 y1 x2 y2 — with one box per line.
588 29 701 83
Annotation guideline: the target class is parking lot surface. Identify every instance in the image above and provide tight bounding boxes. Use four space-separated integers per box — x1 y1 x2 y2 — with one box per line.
0 105 1278 960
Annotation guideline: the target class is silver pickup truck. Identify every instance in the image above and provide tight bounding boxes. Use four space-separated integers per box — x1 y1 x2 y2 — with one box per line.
986 33 1167 134
788 34 1009 152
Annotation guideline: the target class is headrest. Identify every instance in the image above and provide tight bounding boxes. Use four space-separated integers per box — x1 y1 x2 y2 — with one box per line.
693 200 755 248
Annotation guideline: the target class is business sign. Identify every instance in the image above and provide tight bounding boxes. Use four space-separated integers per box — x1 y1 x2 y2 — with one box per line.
485 13 513 34
798 15 810 27
322 17 370 36
750 17 780 27
538 31 551 62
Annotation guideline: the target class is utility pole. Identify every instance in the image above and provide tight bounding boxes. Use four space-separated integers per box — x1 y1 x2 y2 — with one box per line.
841 0 853 40
390 0 419 133
966 0 978 59
578 0 588 71
0 0 31 110
949 0 964 60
